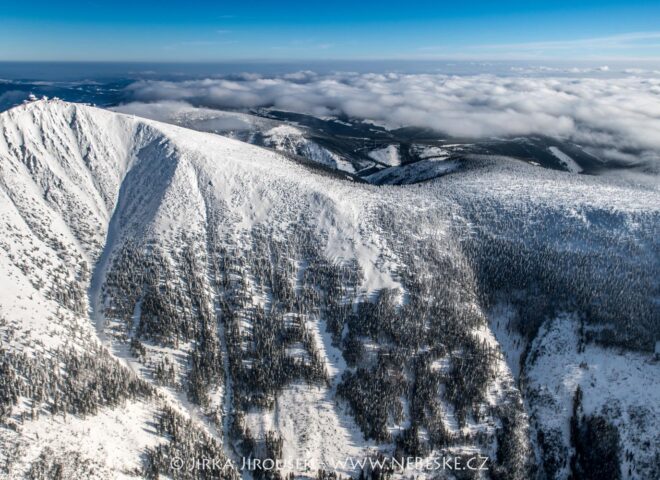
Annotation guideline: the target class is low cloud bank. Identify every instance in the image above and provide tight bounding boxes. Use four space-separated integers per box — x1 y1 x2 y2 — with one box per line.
124 72 660 171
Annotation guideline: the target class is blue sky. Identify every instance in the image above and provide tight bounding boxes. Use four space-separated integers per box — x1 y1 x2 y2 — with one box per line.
2 0 660 61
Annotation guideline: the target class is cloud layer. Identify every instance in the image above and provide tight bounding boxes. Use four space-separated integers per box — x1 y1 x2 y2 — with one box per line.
124 72 660 170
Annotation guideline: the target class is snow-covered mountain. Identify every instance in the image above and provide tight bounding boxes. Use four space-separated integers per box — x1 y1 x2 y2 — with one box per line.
0 100 657 480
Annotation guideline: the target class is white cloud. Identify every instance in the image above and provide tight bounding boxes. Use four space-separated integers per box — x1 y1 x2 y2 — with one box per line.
124 72 660 170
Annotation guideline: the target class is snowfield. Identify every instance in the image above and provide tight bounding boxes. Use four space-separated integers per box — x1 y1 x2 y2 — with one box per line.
0 100 657 479
548 147 583 174
368 145 401 167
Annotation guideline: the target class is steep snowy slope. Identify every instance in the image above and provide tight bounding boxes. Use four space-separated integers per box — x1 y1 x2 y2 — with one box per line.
0 100 657 480
0 100 244 479
0 102 150 478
